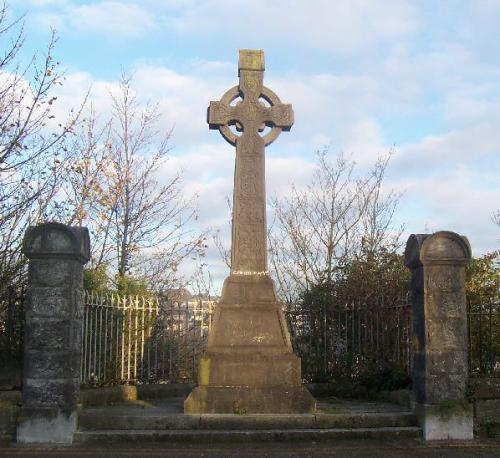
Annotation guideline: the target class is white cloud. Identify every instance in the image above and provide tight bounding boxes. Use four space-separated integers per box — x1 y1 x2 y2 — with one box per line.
396 166 500 255
395 122 500 176
443 84 500 126
26 0 420 51
164 0 420 54
71 1 157 36
267 156 315 198
388 121 500 255
30 1 158 36
31 11 66 30
27 0 69 5
47 71 122 128
336 118 386 166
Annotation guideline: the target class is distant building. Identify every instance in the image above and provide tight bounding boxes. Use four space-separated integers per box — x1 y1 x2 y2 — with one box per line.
163 288 218 337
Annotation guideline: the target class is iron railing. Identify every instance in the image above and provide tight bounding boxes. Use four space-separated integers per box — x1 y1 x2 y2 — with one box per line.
0 285 25 368
80 291 213 385
0 289 492 386
468 300 500 377
80 290 413 385
286 301 412 383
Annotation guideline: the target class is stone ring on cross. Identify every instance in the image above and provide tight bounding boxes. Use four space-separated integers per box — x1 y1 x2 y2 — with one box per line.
209 85 293 147
207 49 294 149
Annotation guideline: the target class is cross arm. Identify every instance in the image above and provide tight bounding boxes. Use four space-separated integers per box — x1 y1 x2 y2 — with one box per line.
207 85 241 130
268 104 294 131
208 101 232 130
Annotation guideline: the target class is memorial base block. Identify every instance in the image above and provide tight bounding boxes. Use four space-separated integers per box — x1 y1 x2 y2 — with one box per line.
185 386 315 414
415 403 473 440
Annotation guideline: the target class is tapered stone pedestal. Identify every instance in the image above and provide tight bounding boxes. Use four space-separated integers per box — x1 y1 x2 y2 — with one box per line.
185 275 315 413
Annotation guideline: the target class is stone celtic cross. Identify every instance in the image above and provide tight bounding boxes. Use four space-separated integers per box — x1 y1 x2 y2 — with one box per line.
186 50 315 414
208 49 294 274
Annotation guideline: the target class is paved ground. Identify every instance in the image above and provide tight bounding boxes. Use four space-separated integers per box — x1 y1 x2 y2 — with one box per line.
1 439 499 458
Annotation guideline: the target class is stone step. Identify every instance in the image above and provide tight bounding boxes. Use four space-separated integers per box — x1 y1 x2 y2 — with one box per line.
78 412 418 431
74 426 421 443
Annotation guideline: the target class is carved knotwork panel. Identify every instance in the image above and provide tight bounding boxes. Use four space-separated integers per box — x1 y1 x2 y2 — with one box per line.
236 200 265 223
237 156 262 198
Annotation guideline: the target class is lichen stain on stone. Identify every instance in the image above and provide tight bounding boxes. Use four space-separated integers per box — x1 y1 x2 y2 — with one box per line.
413 335 420 353
200 358 211 386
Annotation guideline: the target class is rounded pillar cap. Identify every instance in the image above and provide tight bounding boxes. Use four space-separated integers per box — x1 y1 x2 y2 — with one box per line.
23 222 90 263
405 231 471 268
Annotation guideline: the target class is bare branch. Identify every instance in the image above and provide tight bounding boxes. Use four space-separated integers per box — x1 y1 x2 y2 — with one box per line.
269 148 402 302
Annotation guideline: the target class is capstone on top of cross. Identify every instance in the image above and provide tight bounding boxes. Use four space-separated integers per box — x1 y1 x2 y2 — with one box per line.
238 49 265 73
207 49 294 147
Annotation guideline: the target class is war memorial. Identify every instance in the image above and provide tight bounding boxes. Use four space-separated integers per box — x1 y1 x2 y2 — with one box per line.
0 50 491 448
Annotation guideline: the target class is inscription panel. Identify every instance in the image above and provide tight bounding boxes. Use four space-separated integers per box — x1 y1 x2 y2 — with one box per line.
213 308 285 347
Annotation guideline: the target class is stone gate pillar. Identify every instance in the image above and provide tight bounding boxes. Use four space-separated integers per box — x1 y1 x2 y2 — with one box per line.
405 231 473 440
17 223 90 444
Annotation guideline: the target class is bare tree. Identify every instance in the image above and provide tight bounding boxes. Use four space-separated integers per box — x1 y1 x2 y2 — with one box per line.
0 4 81 292
212 195 232 269
0 11 79 221
58 106 112 227
358 153 404 254
493 210 500 227
0 4 85 366
268 149 402 304
72 75 207 292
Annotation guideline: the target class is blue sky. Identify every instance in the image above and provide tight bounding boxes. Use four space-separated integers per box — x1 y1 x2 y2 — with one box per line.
9 0 500 288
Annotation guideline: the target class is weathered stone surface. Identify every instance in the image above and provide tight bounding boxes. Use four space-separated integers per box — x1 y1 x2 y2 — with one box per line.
25 319 73 351
425 374 468 404
25 288 72 318
425 319 468 351
22 378 80 409
24 351 80 380
28 260 75 287
196 352 302 387
17 410 78 445
17 223 89 444
414 403 474 441
426 351 468 376
405 231 472 440
185 50 314 413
